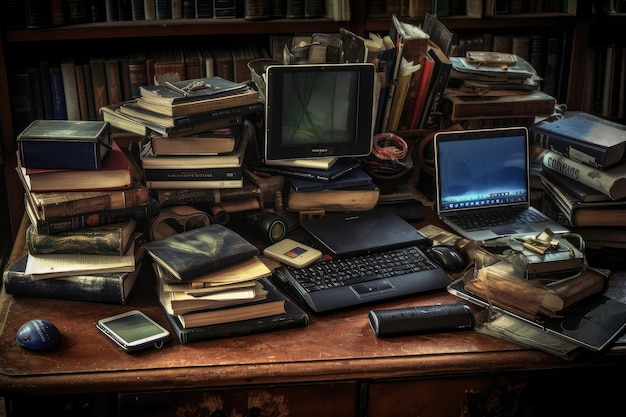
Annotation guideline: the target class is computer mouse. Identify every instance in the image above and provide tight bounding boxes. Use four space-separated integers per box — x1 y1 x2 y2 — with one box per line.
16 319 60 351
426 245 466 272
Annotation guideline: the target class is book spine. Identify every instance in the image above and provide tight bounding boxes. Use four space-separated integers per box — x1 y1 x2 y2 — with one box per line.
444 94 556 120
156 184 261 206
542 151 626 200
165 115 244 137
36 186 150 219
49 65 68 120
164 303 308 343
104 59 123 105
530 124 612 170
8 73 37 134
136 90 259 117
34 199 159 234
90 0 107 22
3 255 130 305
27 223 129 255
286 186 380 212
213 0 237 17
39 61 55 119
75 64 90 121
83 64 98 120
145 179 244 189
196 0 214 17
90 59 109 119
143 166 243 181
171 102 264 127
60 59 81 121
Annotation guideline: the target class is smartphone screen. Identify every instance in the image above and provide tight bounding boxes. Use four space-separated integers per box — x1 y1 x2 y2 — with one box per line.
97 310 171 352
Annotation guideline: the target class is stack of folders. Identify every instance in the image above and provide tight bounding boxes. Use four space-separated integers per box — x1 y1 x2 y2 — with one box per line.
99 76 264 193
6 120 157 305
143 224 308 343
249 158 381 213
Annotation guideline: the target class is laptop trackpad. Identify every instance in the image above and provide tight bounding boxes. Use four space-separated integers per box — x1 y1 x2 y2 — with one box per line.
352 280 395 298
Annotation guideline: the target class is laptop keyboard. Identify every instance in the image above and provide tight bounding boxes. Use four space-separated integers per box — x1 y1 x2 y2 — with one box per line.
275 246 438 293
447 207 545 230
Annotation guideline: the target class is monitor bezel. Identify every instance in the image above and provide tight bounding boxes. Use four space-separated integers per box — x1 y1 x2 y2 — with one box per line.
264 63 376 161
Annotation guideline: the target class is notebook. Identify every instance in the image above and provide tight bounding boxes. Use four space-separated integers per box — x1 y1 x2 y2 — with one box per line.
433 126 569 242
299 208 431 258
448 278 626 352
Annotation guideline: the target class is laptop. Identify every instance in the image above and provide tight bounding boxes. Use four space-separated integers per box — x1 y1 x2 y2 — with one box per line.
276 209 451 313
299 208 431 258
433 126 569 242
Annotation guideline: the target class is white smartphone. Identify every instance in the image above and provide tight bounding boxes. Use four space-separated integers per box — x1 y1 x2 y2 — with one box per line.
96 310 171 352
263 238 322 268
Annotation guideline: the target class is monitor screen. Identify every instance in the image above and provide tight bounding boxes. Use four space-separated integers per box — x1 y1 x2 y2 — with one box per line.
264 63 376 161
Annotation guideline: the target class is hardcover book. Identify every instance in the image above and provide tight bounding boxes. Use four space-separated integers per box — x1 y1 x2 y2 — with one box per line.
139 76 248 105
26 219 137 256
542 150 626 200
159 278 270 316
134 87 259 117
145 178 244 190
286 182 381 212
157 255 271 286
3 253 142 305
249 157 362 182
155 184 261 206
118 100 263 130
530 112 626 170
26 181 151 220
17 141 133 192
17 120 112 170
540 171 626 227
143 166 243 183
140 131 247 168
24 232 142 280
25 194 159 235
162 277 309 343
286 168 373 192
420 44 453 129
389 14 430 131
149 125 240 155
143 224 259 281
443 90 556 120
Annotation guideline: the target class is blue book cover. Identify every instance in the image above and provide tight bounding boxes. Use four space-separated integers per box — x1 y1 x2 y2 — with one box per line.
287 168 373 192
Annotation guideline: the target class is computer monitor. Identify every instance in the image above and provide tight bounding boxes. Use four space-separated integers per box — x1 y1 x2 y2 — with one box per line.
264 63 377 162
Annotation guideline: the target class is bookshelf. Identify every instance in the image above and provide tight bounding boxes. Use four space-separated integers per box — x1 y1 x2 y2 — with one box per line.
0 1 596 240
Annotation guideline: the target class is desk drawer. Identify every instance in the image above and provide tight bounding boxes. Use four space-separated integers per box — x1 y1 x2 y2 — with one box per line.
118 381 358 417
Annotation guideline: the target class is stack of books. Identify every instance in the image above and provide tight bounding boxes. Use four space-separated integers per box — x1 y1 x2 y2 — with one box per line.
101 76 262 192
249 158 381 213
143 224 309 343
530 112 626 268
6 120 157 304
442 53 556 129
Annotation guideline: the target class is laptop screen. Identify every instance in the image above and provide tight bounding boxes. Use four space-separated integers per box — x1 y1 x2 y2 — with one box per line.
435 127 530 214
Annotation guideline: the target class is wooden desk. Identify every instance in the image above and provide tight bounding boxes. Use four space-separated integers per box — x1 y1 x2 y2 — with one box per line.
1 212 625 417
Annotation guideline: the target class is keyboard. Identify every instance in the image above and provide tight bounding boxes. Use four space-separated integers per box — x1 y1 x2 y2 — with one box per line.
272 246 451 313
448 207 545 230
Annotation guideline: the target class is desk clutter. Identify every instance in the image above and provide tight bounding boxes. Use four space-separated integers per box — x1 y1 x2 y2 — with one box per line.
5 14 626 356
